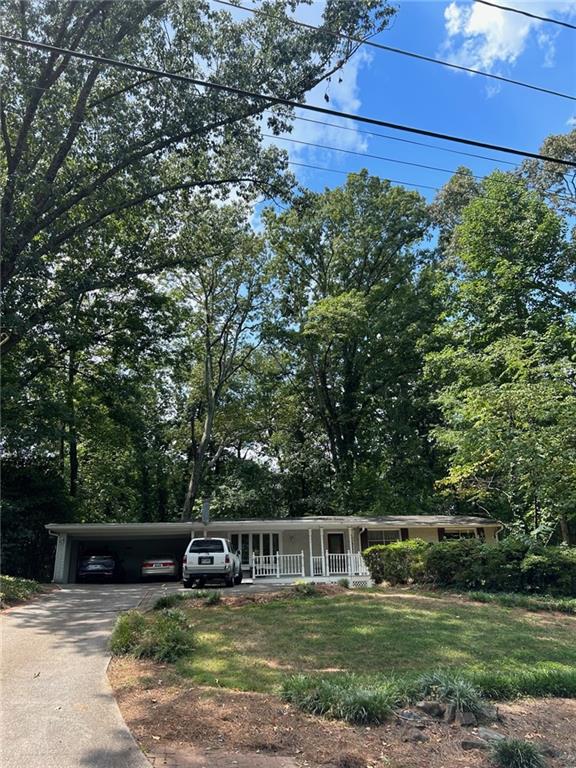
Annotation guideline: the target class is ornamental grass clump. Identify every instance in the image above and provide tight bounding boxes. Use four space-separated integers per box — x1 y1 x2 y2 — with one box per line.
0 575 44 607
467 666 576 701
282 674 403 724
413 670 487 715
490 738 545 768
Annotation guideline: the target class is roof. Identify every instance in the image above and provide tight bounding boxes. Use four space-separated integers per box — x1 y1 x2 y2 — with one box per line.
46 515 500 536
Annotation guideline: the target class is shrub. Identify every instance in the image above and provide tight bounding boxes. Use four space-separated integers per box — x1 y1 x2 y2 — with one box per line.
414 670 486 715
363 539 429 585
292 581 318 597
490 739 545 768
282 674 402 724
153 593 186 610
0 575 44 607
110 610 147 655
135 608 194 662
202 590 222 606
424 538 486 589
337 578 350 589
110 609 194 662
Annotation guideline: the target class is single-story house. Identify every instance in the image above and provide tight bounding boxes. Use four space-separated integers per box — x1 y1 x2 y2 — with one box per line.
46 515 501 585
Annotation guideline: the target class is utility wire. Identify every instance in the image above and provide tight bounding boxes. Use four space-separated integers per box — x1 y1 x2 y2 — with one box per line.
474 0 576 30
212 0 576 101
287 114 518 166
2 34 575 167
268 133 493 180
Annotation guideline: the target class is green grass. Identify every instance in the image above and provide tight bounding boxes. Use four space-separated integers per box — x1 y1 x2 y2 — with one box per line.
466 590 576 615
173 591 576 693
0 575 45 607
111 608 195 662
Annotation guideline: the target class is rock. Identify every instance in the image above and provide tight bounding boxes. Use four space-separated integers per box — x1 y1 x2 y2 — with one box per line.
402 727 429 743
478 703 500 722
461 737 489 751
415 700 445 718
476 727 506 743
444 702 457 723
396 710 427 728
455 710 477 727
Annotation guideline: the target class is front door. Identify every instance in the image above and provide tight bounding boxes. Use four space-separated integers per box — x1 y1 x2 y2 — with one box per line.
327 533 345 554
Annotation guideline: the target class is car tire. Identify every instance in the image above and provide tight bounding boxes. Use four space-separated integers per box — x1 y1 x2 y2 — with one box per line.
182 578 193 589
224 573 234 588
234 570 243 585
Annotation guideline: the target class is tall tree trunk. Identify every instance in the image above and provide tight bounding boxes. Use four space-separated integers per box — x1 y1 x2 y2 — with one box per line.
182 406 214 520
67 350 78 497
559 513 574 546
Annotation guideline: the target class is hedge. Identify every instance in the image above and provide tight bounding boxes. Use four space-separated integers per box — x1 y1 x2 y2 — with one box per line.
362 538 576 597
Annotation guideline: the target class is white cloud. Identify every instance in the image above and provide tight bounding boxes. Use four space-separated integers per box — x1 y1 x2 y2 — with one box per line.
567 115 576 128
441 1 576 75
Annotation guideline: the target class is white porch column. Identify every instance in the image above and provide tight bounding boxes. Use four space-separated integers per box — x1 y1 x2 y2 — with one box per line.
347 528 354 575
308 528 314 578
320 528 326 576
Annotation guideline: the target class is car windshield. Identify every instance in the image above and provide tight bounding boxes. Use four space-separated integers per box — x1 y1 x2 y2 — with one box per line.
82 556 114 566
189 539 224 552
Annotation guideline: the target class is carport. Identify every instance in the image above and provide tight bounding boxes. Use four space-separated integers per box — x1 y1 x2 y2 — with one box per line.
47 522 199 583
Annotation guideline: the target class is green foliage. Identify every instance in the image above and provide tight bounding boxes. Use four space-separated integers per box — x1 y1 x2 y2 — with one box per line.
110 611 148 655
0 575 44 608
466 666 576 701
414 670 486 715
110 609 194 663
282 674 402 724
1 462 74 580
362 539 429 585
153 593 187 611
422 539 575 596
292 581 319 597
490 739 545 768
337 578 351 589
201 590 222 606
466 591 576 616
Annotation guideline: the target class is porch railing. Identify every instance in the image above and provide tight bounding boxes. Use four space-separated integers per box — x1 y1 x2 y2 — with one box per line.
253 551 369 578
252 552 305 578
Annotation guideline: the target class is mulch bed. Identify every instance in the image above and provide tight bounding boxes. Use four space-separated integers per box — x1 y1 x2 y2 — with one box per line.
109 657 576 768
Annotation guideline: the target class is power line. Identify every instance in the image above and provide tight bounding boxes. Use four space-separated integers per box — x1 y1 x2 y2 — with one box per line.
288 160 439 191
2 34 575 167
268 133 493 180
212 0 576 102
277 135 574 202
474 0 576 30
287 114 518 167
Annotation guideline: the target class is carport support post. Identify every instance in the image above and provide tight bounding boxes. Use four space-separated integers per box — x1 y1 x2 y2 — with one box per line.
308 528 313 578
53 533 69 583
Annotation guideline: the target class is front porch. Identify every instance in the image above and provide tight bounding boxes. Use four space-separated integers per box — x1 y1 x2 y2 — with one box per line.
252 551 370 581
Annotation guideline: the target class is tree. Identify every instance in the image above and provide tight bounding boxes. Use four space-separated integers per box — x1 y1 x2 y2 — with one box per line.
0 0 394 358
520 129 576 216
174 207 269 519
264 171 440 512
427 170 576 543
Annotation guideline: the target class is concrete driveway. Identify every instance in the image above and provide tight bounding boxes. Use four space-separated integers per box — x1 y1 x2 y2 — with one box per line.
0 583 173 768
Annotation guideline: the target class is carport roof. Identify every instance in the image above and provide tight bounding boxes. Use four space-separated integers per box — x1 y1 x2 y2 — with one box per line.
46 515 500 536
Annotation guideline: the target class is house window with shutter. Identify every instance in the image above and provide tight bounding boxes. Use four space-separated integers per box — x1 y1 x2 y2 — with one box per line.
366 530 401 546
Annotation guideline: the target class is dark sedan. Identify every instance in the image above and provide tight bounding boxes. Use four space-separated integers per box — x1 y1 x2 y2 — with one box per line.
77 555 119 581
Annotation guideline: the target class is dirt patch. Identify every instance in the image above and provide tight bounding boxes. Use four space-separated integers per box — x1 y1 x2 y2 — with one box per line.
213 584 350 608
110 657 576 768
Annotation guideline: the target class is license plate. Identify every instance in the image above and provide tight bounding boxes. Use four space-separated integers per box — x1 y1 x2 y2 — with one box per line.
87 565 103 570
153 563 164 568
199 556 212 564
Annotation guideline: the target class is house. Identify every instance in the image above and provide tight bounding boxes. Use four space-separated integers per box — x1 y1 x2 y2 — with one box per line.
46 515 501 585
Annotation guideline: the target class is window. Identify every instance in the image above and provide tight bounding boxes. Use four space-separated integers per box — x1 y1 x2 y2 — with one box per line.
443 529 476 541
189 539 224 552
367 530 401 546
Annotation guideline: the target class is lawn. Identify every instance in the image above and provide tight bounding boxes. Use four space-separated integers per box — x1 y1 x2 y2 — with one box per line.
175 590 576 692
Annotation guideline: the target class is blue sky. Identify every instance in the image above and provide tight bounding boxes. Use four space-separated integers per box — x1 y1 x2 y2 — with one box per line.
262 0 576 202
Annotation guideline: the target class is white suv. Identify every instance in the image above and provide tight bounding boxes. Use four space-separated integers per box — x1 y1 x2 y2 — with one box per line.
182 537 243 588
